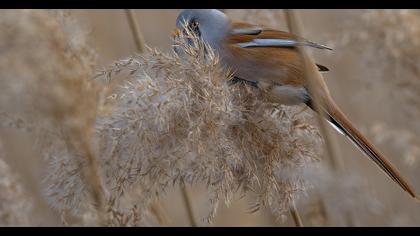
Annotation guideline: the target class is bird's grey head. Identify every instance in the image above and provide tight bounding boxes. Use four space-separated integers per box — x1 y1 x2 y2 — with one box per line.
175 9 230 49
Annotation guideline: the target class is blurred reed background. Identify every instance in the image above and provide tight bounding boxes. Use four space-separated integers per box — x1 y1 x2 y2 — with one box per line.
0 9 420 226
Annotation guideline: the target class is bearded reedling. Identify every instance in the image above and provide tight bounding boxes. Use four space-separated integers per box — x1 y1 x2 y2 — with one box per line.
173 9 418 200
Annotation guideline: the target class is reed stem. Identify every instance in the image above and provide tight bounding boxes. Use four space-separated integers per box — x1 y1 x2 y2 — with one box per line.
149 202 170 226
289 200 304 227
78 130 107 226
124 9 146 53
180 185 198 227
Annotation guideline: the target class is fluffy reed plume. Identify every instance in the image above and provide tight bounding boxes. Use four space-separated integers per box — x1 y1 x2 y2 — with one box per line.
369 123 420 167
0 10 104 225
43 23 322 225
300 164 384 226
355 10 420 76
328 10 420 121
322 10 420 170
0 151 32 226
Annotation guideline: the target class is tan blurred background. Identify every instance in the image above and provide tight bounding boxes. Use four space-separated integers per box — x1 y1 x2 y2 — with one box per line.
2 9 420 226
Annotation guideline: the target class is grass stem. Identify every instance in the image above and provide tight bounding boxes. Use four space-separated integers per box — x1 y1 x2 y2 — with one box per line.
180 185 198 227
124 9 146 53
289 200 304 227
150 202 170 226
78 130 107 226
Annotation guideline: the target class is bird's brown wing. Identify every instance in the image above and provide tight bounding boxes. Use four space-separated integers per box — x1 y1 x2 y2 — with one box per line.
225 23 305 86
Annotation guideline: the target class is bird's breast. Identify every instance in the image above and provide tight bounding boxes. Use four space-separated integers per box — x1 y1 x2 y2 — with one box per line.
260 82 309 105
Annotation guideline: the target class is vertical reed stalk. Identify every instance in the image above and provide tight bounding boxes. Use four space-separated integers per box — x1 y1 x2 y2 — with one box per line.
78 130 107 226
289 200 304 227
124 9 146 53
149 202 170 226
180 185 198 227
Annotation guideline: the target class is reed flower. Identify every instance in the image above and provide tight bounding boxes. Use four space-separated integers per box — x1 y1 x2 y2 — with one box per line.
47 24 322 224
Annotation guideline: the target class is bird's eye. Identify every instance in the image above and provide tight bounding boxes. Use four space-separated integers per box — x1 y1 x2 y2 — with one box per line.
189 20 200 34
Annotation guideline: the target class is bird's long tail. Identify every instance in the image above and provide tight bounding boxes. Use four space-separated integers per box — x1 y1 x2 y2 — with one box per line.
309 97 417 199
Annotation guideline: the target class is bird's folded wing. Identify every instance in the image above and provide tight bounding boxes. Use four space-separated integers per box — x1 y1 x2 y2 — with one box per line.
229 22 333 51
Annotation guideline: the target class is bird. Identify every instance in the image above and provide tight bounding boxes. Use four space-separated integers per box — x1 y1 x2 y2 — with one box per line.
173 9 417 200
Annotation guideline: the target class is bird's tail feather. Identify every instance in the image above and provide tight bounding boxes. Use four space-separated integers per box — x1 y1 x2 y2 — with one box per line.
317 98 417 199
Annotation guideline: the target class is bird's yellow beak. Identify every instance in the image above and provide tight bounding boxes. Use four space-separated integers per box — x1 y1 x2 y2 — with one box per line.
172 28 181 38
